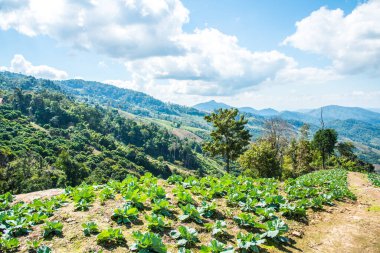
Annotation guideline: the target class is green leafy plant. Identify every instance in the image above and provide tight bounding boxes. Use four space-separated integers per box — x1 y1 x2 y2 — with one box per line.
207 220 227 237
36 245 52 253
27 240 52 253
152 199 174 217
169 226 199 248
99 187 115 205
97 228 125 245
148 185 167 200
200 239 234 253
175 189 194 205
145 214 171 232
42 221 63 238
112 204 139 224
130 231 167 253
123 188 148 210
167 174 183 184
259 218 289 243
0 237 19 252
236 232 265 253
233 213 258 228
179 204 203 224
198 201 217 218
82 221 100 236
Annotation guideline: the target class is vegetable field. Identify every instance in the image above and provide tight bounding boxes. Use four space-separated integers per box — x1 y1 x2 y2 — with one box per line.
0 169 355 252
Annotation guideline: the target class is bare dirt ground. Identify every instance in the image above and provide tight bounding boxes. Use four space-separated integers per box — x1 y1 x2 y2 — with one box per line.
15 189 64 203
292 172 380 253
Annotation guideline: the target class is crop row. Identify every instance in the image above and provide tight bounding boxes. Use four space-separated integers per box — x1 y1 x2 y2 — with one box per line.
0 169 354 252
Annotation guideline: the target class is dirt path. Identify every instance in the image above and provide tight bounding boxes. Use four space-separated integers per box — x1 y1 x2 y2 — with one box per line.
294 172 380 253
15 188 64 203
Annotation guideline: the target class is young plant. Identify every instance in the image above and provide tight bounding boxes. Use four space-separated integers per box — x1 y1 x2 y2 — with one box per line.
5 217 31 236
152 199 174 217
27 240 52 253
123 189 148 210
99 187 115 205
112 204 139 224
198 201 217 218
42 221 63 238
207 220 227 237
259 218 289 243
26 212 48 225
97 228 125 245
200 239 234 253
130 231 167 253
173 185 194 205
179 204 203 224
233 213 258 228
167 174 183 184
0 237 19 252
169 226 199 248
145 214 171 232
82 221 100 236
236 232 265 253
148 185 167 200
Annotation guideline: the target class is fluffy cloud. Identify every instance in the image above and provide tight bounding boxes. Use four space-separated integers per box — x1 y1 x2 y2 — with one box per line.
0 0 189 59
127 28 296 95
0 0 346 97
1 54 68 80
283 0 380 75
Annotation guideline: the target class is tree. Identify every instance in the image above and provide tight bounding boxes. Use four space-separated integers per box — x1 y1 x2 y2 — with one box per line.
312 129 338 169
54 151 88 186
238 141 281 178
203 108 251 173
337 141 356 159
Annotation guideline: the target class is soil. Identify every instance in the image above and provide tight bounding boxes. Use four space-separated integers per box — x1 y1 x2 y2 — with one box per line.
290 172 380 253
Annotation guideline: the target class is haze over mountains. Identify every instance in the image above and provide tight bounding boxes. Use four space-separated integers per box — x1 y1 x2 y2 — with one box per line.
194 100 380 125
1 71 379 165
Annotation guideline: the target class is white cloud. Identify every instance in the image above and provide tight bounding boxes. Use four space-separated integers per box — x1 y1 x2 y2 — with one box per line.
0 0 189 59
127 28 296 95
0 0 348 97
283 0 380 75
1 54 68 80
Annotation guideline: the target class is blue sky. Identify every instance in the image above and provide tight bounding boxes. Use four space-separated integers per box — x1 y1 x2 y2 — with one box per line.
0 0 379 110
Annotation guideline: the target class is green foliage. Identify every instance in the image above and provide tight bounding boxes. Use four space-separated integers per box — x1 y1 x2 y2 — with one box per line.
312 128 338 169
233 213 258 228
97 228 125 245
152 199 174 217
99 187 115 205
0 237 19 252
198 201 217 218
236 232 265 253
122 188 148 209
179 204 203 224
82 221 99 236
42 221 63 238
259 219 289 243
145 214 171 232
167 174 183 184
238 141 281 178
200 239 234 253
207 220 227 237
131 231 167 253
111 204 139 224
71 184 95 211
169 226 199 247
173 186 194 205
368 173 380 187
203 108 251 172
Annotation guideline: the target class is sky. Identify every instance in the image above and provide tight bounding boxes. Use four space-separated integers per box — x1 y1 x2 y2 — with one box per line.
0 0 379 110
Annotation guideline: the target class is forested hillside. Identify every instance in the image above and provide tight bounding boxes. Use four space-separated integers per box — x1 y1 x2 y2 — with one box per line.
0 88 222 194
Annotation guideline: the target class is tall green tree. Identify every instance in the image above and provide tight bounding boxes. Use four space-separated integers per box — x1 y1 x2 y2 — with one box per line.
238 141 281 178
203 108 251 173
312 129 338 169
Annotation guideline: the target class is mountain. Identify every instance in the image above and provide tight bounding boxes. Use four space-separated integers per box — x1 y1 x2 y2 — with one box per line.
306 105 380 124
1 72 379 165
193 100 232 112
194 100 279 117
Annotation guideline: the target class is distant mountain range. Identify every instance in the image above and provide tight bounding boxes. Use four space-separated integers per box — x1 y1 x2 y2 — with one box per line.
194 100 380 125
1 71 379 165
